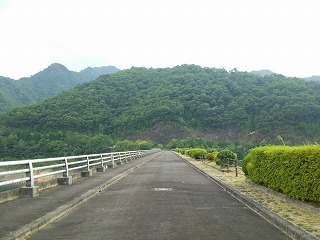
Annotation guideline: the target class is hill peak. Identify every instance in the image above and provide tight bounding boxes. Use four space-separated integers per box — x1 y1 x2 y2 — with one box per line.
45 63 70 73
250 69 275 76
80 66 120 75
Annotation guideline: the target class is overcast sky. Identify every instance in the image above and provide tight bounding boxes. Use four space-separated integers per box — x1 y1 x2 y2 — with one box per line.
0 0 319 79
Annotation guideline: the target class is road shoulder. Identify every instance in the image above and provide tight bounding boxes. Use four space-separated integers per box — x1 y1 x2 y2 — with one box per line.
175 152 320 240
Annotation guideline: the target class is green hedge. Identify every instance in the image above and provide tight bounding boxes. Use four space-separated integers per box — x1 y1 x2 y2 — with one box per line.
243 145 320 202
172 148 188 154
205 152 218 161
173 148 207 159
188 148 207 159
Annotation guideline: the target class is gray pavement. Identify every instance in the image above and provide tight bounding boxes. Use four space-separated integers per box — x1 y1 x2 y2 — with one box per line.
27 151 291 240
0 153 160 240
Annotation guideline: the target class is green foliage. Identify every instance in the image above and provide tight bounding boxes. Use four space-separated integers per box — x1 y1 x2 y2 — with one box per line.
0 64 119 113
243 145 320 202
172 148 190 155
2 65 320 145
167 137 254 160
242 154 252 175
113 140 156 152
0 129 155 161
204 147 219 161
207 148 219 153
216 149 237 166
188 148 207 159
167 137 212 149
2 65 320 160
205 152 218 161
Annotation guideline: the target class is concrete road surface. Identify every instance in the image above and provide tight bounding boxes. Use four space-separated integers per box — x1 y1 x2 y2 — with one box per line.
29 151 291 240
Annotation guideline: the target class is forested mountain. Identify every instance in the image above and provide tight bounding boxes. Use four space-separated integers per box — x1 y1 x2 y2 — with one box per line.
250 69 275 76
2 64 320 148
0 63 119 113
0 76 32 112
251 70 320 82
305 75 320 81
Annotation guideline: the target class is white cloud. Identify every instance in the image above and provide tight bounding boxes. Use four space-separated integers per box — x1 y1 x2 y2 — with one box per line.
0 0 319 79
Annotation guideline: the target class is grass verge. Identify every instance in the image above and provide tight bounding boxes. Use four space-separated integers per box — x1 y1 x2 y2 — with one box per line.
177 153 320 239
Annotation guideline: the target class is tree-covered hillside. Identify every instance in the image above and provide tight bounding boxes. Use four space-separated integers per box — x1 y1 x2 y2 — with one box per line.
305 75 320 81
250 69 275 77
0 63 119 113
0 76 34 112
2 64 320 145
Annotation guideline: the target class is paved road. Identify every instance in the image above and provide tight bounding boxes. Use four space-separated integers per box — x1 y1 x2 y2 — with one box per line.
29 151 291 240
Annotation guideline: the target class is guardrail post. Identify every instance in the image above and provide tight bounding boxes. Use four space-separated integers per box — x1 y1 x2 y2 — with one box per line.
116 152 124 166
107 154 116 168
123 152 127 162
58 158 73 185
97 154 106 172
126 152 132 162
226 158 229 172
20 161 39 197
235 159 238 177
81 156 93 177
26 161 34 187
123 152 128 163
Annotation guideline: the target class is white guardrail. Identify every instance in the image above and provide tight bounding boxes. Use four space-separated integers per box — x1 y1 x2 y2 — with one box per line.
0 150 157 197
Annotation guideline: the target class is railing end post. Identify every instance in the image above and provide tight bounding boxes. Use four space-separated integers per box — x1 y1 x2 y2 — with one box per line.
20 186 39 198
58 176 73 185
26 161 34 187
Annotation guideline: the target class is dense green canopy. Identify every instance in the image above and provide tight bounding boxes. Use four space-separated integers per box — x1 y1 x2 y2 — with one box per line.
1 64 320 160
0 63 119 112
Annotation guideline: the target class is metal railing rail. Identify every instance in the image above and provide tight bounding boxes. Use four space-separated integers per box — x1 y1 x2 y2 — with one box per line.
0 150 155 189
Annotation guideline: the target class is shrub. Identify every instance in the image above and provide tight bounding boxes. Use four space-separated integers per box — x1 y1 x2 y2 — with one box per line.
205 152 218 161
243 145 320 202
172 148 189 155
207 148 219 153
188 148 207 159
216 149 237 166
242 154 252 175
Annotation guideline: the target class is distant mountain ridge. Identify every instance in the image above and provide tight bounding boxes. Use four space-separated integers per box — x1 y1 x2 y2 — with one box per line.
250 69 320 81
250 69 275 76
0 63 120 112
304 75 320 81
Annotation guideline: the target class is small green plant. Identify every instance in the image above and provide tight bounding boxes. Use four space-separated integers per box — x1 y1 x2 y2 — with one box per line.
205 152 218 161
188 148 207 159
216 149 237 166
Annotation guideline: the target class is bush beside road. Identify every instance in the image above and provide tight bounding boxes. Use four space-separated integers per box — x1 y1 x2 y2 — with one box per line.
176 153 320 239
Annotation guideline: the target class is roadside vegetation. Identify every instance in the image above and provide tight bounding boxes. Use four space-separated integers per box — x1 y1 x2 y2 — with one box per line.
177 152 320 239
0 129 158 160
173 147 238 169
175 145 320 203
242 145 320 202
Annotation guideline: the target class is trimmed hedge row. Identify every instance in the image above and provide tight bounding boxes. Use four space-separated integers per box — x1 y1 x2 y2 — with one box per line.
242 145 320 202
173 148 207 159
173 148 238 167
